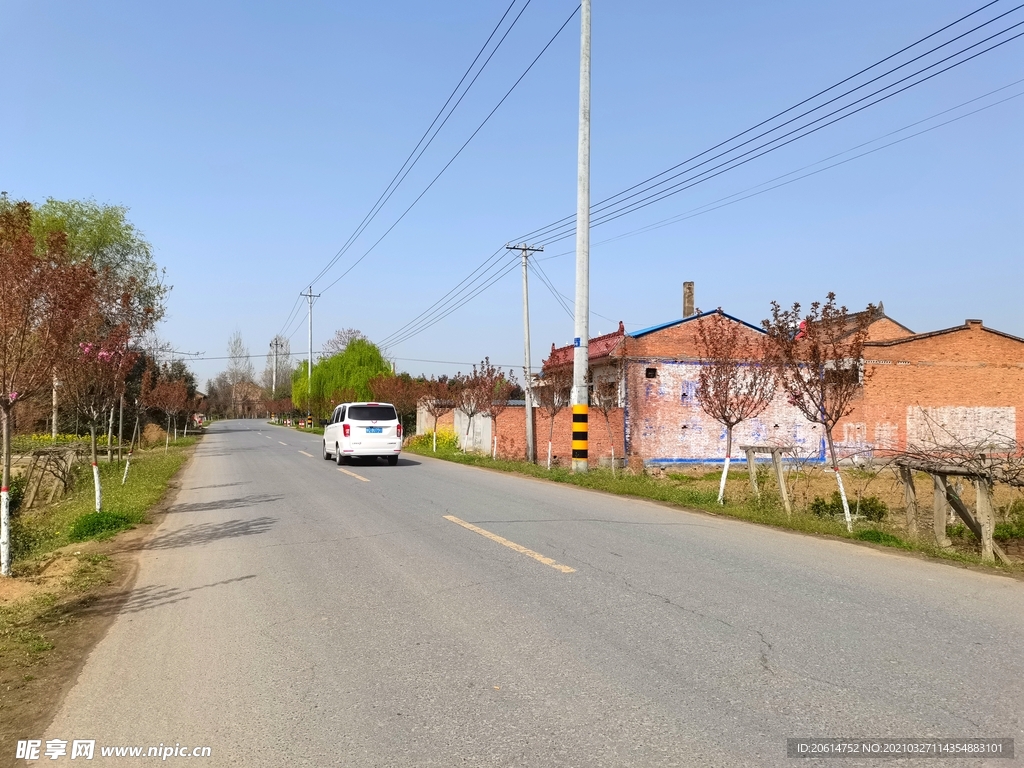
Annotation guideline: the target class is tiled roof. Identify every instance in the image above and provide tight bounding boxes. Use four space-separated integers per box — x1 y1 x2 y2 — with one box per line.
629 310 764 338
545 321 626 368
866 319 1024 347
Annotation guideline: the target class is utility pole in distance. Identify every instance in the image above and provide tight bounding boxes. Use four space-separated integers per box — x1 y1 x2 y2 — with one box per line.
571 0 592 473
269 337 285 400
507 243 543 463
301 287 321 423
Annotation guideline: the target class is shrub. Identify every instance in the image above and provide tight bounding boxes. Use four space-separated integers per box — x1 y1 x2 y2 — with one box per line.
69 510 141 541
406 427 459 452
809 491 887 522
994 498 1024 541
7 474 27 515
855 529 909 549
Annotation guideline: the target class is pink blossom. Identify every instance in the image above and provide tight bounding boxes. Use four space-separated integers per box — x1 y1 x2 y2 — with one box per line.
7 392 17 403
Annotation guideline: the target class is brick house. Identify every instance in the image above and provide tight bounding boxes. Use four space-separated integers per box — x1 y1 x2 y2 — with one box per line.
417 299 1023 466
838 319 1024 457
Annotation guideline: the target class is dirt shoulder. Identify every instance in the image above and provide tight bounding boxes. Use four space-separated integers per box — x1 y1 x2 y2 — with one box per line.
0 447 193 768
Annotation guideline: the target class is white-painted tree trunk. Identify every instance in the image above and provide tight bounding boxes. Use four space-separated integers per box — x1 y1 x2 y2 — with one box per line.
717 456 731 505
610 446 616 478
122 452 132 485
1 407 10 575
89 424 101 512
432 430 437 452
0 490 9 577
834 468 852 531
826 434 853 532
717 426 733 505
547 441 552 470
492 435 497 460
92 463 102 512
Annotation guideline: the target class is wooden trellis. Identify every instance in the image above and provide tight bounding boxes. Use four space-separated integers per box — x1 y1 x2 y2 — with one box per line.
739 444 794 517
18 447 80 509
896 459 1016 565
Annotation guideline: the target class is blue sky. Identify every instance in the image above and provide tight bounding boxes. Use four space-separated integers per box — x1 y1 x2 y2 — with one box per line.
3 0 1022 385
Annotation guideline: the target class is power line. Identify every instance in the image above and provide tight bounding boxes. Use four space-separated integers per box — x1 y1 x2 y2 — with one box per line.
515 0 1019 244
373 2 1024 349
529 259 574 320
317 4 582 297
527 15 1024 246
305 0 530 290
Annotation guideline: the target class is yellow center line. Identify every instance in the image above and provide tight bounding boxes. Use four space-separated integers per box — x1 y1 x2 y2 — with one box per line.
443 515 575 574
337 467 370 482
298 450 314 458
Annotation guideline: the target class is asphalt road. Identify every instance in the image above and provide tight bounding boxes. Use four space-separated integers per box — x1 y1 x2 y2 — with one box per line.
43 420 1024 766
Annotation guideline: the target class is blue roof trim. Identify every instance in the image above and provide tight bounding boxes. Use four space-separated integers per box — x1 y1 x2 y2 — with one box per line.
629 310 764 338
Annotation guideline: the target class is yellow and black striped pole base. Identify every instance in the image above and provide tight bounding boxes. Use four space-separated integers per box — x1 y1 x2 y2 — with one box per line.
571 404 588 472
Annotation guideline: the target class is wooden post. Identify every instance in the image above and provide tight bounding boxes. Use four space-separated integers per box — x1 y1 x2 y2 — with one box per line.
933 474 952 547
771 449 792 518
899 466 918 537
975 477 995 563
745 448 759 498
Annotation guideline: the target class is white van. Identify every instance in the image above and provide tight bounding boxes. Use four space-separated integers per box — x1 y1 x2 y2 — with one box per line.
323 402 402 465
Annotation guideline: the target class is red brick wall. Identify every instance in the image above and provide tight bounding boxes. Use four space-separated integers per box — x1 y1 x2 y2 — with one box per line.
494 405 624 465
837 322 1024 456
624 359 823 464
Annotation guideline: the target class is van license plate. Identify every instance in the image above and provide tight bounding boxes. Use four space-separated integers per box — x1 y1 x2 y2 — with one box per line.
365 427 383 433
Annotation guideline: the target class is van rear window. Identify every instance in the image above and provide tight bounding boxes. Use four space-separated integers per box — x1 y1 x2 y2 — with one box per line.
348 405 397 422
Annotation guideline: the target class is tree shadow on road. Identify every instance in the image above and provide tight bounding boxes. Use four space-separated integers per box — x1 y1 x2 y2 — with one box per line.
143 516 277 550
166 494 283 515
79 575 260 617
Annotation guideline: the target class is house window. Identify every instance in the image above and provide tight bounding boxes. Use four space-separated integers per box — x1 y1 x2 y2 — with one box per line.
645 367 657 379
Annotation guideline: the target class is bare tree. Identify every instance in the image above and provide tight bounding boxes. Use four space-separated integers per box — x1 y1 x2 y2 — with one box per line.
694 311 778 504
61 321 138 512
591 360 622 476
369 374 424 439
423 377 457 452
455 367 487 453
763 293 875 530
322 328 365 357
535 364 573 469
225 331 255 417
0 202 97 574
477 360 517 460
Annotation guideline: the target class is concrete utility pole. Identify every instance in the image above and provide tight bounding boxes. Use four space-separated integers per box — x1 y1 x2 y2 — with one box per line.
507 243 544 463
269 337 285 399
301 287 320 421
571 0 592 473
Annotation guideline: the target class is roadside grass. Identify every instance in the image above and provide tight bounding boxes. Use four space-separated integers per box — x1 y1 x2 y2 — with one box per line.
267 420 325 435
10 437 195 569
2 436 195 755
404 442 1022 573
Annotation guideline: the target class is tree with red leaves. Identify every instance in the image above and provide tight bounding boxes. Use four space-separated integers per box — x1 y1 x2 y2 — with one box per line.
763 293 875 531
694 310 777 504
60 320 138 511
475 359 517 460
0 201 97 575
423 377 457 452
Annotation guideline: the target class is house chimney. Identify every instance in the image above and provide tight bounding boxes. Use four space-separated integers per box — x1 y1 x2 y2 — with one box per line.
683 282 695 317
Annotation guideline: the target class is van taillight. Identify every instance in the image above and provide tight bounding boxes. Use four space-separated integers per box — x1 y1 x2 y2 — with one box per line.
396 424 403 438
343 424 350 437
